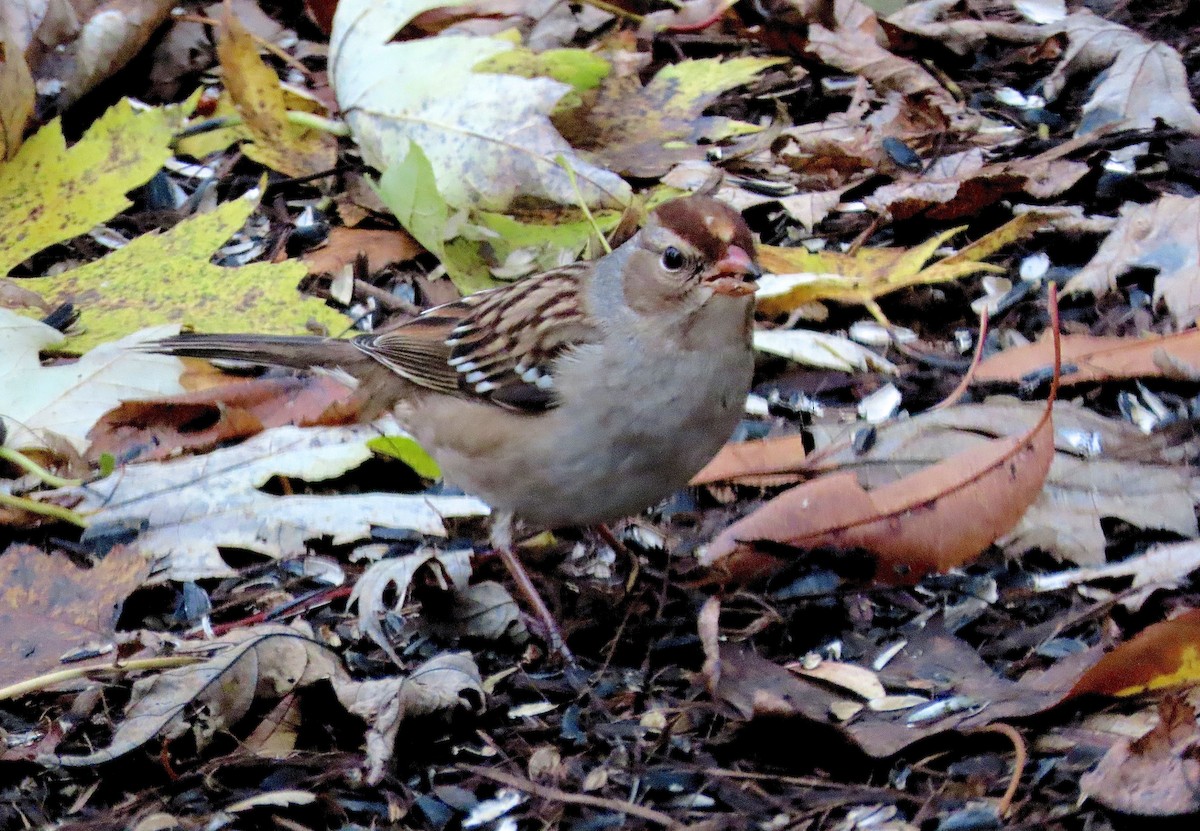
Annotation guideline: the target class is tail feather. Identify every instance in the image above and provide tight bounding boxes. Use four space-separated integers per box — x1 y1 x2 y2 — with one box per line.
145 333 366 372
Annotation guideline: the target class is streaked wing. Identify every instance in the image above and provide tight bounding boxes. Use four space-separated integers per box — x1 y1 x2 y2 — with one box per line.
351 265 598 411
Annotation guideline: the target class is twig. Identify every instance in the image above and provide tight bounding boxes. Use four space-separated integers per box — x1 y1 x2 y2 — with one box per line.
0 446 82 488
931 306 989 410
0 656 203 701
0 492 88 527
971 722 1026 818
463 765 682 829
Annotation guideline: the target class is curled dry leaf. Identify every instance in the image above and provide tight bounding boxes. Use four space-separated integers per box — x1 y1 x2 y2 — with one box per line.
1044 10 1200 143
349 548 473 663
1064 194 1200 328
1079 693 1200 815
333 651 483 785
713 620 1101 758
806 401 1196 567
701 394 1055 584
51 625 340 767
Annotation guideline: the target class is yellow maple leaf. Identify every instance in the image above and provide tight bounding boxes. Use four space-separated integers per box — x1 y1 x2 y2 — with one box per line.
0 99 183 276
38 189 343 350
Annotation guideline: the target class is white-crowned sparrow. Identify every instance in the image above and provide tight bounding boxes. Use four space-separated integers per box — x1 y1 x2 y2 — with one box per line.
150 195 761 657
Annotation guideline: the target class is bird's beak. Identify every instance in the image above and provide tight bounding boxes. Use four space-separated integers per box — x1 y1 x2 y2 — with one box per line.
706 245 762 297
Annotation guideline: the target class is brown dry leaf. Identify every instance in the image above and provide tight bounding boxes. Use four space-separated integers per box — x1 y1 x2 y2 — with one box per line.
714 620 1101 758
805 401 1196 567
804 1 963 121
865 146 1088 221
1044 10 1200 141
691 434 809 486
0 30 34 160
702 392 1055 584
216 8 337 178
302 227 423 276
1070 609 1200 698
884 0 1052 56
1064 194 1200 328
975 329 1200 386
0 543 148 688
86 375 361 464
333 651 483 784
52 625 340 766
31 0 175 112
1079 694 1200 815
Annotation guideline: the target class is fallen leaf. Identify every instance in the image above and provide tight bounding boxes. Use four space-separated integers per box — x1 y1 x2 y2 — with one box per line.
690 434 809 486
334 650 483 784
0 98 182 276
51 625 341 766
1032 540 1200 611
215 8 337 177
755 213 1045 317
702 393 1056 585
885 0 1050 56
1044 10 1200 143
57 421 490 580
1070 609 1200 698
330 0 629 211
1063 194 1200 328
714 620 1101 758
86 374 361 463
0 310 185 452
975 329 1200 386
1079 694 1200 815
807 401 1196 567
38 188 342 350
0 29 34 160
302 227 423 276
570 56 782 178
0 543 148 688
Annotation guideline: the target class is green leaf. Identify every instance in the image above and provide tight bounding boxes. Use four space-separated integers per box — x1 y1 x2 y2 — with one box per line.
0 98 184 276
374 142 448 259
38 189 343 350
368 435 441 479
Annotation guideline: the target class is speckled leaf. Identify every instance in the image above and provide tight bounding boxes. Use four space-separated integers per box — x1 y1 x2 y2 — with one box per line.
38 190 343 350
0 99 181 275
329 0 629 211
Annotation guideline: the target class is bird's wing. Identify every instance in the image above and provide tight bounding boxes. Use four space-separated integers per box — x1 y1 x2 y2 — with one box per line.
351 265 599 412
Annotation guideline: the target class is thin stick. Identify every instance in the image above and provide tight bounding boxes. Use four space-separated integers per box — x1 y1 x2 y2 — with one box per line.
0 656 203 701
463 765 681 829
972 722 1026 818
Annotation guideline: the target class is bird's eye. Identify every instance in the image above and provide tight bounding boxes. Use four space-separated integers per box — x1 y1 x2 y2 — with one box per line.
661 246 685 271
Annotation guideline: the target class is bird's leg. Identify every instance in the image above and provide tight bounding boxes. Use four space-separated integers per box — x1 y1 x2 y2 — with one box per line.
491 513 574 663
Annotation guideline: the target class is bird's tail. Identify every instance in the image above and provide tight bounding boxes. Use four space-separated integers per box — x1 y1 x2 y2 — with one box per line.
144 333 367 372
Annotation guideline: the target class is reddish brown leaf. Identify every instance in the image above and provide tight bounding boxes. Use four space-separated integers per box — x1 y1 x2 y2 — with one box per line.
702 398 1054 583
0 543 148 689
302 226 422 276
1069 609 1200 698
690 434 809 486
975 330 1200 386
86 375 360 463
702 288 1062 584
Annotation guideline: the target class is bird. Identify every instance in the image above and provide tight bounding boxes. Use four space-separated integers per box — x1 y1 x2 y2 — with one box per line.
148 195 762 659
